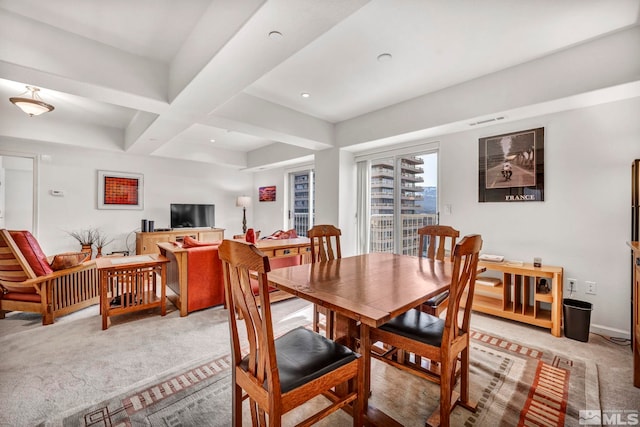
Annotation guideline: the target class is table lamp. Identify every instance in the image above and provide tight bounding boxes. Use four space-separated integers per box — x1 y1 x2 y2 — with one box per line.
236 196 251 234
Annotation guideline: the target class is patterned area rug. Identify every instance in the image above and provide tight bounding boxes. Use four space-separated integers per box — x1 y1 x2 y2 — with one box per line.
54 330 599 427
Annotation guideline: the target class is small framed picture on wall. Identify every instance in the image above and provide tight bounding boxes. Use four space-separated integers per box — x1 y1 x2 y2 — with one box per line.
259 186 276 202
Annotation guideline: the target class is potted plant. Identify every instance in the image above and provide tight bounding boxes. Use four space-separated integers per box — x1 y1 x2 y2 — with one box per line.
93 230 114 258
67 228 97 258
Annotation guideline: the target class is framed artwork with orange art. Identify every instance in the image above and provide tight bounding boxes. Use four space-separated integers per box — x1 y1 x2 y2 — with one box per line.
259 185 276 202
97 170 144 209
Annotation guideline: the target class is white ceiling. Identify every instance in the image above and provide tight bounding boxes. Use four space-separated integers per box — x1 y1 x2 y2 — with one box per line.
1 0 639 169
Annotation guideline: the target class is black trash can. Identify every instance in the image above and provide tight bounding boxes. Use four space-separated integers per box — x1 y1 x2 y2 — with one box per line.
563 298 593 342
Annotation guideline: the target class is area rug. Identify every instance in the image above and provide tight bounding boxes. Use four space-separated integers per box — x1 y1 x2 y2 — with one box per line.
52 329 599 427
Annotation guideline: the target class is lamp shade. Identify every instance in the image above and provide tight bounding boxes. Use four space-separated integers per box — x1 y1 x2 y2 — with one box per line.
236 196 251 208
9 86 54 117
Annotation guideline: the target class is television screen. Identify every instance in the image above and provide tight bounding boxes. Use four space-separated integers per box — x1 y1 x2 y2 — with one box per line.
170 204 215 229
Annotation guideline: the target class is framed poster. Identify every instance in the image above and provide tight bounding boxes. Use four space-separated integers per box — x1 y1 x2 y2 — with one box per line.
478 127 544 202
259 185 276 202
97 170 143 209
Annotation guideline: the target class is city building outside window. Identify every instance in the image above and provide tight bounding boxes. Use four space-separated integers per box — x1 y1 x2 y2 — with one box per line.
369 152 437 255
288 169 315 236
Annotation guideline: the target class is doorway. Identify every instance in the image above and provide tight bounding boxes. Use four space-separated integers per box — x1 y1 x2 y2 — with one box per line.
0 153 37 233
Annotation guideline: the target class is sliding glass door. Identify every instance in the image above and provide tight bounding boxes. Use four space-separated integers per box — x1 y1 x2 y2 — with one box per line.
288 169 315 236
369 152 437 255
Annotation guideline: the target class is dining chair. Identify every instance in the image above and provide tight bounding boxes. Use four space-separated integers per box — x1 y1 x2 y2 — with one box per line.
218 239 364 427
370 234 483 427
418 225 460 317
307 224 342 339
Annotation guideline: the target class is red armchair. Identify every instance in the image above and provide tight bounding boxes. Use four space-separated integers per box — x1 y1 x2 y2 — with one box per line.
157 240 225 316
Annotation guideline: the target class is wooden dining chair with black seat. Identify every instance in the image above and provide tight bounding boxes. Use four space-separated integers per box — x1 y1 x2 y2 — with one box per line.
370 234 483 427
418 225 460 317
307 224 342 339
218 239 364 427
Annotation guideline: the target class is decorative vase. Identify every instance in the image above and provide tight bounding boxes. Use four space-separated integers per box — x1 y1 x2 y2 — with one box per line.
96 247 103 258
81 244 93 259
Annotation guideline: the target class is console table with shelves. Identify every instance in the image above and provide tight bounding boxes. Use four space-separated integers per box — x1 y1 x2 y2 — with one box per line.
136 228 224 254
253 237 312 263
473 260 564 336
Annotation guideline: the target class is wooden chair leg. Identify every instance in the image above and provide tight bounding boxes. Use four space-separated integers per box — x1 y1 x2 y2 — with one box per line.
458 347 477 412
232 382 242 427
313 304 320 333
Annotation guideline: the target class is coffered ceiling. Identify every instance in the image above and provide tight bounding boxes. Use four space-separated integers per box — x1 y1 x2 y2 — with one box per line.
1 0 639 169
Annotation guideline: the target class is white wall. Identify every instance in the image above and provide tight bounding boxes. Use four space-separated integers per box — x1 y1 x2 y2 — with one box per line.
0 138 253 255
1 156 33 230
252 168 286 236
440 97 640 337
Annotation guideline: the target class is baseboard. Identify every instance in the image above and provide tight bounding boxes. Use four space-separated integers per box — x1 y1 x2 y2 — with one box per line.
590 323 631 340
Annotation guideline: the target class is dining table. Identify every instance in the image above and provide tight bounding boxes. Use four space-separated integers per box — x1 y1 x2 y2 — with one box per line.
267 252 454 426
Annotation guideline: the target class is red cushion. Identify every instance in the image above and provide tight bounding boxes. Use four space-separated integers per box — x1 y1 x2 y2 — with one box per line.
48 252 89 271
249 255 301 295
1 292 41 302
9 231 53 277
250 277 279 295
269 255 302 270
182 236 219 248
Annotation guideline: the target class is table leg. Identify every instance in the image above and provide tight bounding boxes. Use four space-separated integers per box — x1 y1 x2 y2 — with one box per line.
160 264 167 316
359 323 371 409
101 274 108 330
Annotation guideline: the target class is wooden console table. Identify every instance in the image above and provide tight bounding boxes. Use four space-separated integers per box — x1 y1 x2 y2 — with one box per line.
253 237 312 263
96 254 169 330
628 241 640 388
136 228 224 254
473 260 564 336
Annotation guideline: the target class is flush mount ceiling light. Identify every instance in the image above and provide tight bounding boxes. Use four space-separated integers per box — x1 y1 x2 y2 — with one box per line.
9 86 55 117
268 31 283 40
377 53 393 62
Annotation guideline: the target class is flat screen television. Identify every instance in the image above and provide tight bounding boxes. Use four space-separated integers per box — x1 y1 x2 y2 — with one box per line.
170 204 215 229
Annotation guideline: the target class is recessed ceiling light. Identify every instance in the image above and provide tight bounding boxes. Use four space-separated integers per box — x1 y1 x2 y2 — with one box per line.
301 92 310 98
210 139 216 143
268 31 283 39
377 53 393 62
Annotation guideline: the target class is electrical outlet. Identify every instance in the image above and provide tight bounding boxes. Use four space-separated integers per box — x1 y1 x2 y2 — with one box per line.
567 278 577 293
586 281 597 295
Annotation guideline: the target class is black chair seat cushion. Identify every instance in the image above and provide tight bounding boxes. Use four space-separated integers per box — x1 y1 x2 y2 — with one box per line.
378 308 444 347
241 326 358 393
425 290 449 307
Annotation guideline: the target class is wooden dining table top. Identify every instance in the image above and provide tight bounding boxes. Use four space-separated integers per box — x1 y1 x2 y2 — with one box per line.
267 252 453 328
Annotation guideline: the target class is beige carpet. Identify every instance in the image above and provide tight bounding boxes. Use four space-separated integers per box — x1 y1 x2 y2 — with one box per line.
50 327 597 426
1 297 622 426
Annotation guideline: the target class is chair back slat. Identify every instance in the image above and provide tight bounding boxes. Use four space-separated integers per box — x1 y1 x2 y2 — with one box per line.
443 234 483 343
418 225 459 261
0 229 37 283
218 240 280 395
308 225 342 262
